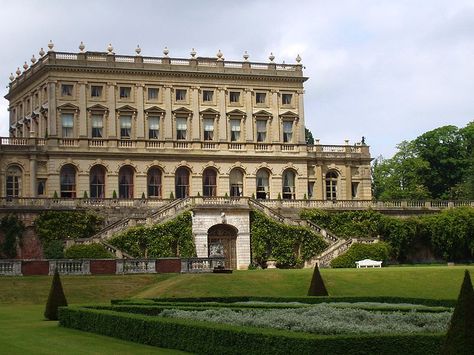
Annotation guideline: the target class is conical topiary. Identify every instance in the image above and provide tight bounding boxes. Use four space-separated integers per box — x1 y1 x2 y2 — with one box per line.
44 268 68 321
441 270 474 354
307 264 329 296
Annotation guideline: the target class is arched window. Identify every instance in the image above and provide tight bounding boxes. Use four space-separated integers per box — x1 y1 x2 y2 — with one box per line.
256 169 270 199
202 168 217 197
229 168 244 197
325 171 338 201
175 167 190 198
60 164 76 198
282 169 296 200
90 165 106 199
147 167 162 198
119 166 134 198
6 165 22 197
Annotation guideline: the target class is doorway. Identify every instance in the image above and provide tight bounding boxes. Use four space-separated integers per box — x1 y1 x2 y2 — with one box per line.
207 224 237 269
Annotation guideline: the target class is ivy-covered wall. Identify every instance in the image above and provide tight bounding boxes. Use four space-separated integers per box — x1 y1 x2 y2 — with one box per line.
250 211 328 268
301 207 474 262
0 214 25 258
108 212 195 258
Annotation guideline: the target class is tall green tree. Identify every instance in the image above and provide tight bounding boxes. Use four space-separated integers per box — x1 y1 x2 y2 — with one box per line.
305 127 314 145
372 141 430 200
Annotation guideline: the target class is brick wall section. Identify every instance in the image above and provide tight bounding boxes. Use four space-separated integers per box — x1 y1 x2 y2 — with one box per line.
90 259 116 274
22 260 49 275
156 258 181 273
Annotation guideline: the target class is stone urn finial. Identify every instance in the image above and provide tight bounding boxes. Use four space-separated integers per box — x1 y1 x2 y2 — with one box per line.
243 51 249 61
23 61 29 70
107 43 114 55
48 40 54 51
296 54 302 63
79 41 85 52
135 45 141 55
163 46 169 57
9 73 14 81
31 55 37 64
216 49 224 61
16 67 21 76
190 48 196 58
39 47 45 57
269 52 275 62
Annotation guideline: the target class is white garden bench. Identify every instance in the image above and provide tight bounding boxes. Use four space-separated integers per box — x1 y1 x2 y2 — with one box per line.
355 259 382 268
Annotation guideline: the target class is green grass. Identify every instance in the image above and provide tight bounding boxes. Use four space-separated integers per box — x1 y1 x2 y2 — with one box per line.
1 265 472 353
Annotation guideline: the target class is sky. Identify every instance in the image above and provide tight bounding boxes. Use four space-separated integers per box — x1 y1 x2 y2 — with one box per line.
1 0 473 158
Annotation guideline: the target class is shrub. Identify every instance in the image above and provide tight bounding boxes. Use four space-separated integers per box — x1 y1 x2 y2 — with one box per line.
44 269 68 320
64 243 113 259
43 240 65 259
330 242 391 268
307 264 328 296
0 214 24 258
442 270 474 354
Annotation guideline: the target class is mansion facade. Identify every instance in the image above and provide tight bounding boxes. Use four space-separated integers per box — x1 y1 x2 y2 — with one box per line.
1 44 372 203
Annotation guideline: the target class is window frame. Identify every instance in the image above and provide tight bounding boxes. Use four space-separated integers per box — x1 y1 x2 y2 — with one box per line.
119 86 132 100
90 85 104 99
61 84 74 97
147 87 160 102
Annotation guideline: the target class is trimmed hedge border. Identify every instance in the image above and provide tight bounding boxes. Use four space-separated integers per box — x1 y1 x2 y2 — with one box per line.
59 306 444 355
111 296 456 308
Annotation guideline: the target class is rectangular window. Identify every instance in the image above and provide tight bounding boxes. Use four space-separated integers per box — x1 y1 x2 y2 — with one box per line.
230 119 241 141
283 121 293 143
148 88 159 100
61 113 74 137
229 91 240 103
282 93 292 105
119 87 131 99
203 118 214 141
91 86 103 98
120 115 132 138
352 182 359 198
61 84 73 97
148 116 160 139
37 179 46 196
176 117 187 140
256 92 266 104
176 89 187 101
91 114 103 138
256 120 267 142
203 90 213 102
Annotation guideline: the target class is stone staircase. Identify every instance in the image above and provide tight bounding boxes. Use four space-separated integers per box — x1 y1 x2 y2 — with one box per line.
73 196 378 265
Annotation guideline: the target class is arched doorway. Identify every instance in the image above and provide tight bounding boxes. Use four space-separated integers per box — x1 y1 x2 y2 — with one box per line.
175 167 190 198
118 165 134 198
326 171 338 200
208 224 237 269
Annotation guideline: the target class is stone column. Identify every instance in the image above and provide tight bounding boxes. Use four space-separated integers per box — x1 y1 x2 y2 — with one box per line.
48 81 57 136
191 87 200 140
106 83 116 138
136 84 145 139
218 87 227 141
345 165 352 200
297 90 306 144
271 90 279 142
315 165 324 199
29 156 37 197
245 89 253 141
164 86 173 140
78 82 87 137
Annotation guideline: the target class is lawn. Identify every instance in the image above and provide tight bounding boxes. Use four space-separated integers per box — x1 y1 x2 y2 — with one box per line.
1 265 472 354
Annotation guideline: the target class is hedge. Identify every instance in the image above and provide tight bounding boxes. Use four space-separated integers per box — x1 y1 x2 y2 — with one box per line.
59 306 444 355
111 296 456 308
330 242 391 268
64 243 113 259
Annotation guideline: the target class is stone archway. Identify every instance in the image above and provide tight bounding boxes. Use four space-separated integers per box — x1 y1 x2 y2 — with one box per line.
207 224 237 269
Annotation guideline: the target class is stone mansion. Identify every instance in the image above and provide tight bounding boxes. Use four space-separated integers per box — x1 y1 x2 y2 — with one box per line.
2 42 372 202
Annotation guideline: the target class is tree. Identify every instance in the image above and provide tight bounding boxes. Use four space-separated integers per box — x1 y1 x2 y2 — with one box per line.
44 269 68 321
371 141 430 200
307 264 329 296
0 214 24 258
305 127 314 145
441 270 474 354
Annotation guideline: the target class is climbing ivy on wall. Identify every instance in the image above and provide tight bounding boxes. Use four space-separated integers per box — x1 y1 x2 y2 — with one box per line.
108 212 195 258
0 214 25 258
250 211 328 268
